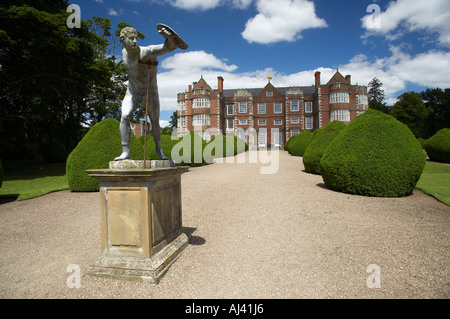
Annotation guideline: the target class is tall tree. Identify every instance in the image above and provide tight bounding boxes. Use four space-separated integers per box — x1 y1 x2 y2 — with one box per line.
368 77 389 113
391 92 429 137
0 3 103 159
420 88 450 138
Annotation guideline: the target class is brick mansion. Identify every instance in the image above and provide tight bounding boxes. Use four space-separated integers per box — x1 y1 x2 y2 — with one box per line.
176 70 368 147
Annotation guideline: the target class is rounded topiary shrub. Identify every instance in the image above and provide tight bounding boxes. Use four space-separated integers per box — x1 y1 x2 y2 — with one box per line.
170 131 208 167
424 128 450 163
302 121 347 174
142 134 181 161
320 109 426 197
205 134 248 160
66 118 144 192
284 134 297 151
287 131 312 156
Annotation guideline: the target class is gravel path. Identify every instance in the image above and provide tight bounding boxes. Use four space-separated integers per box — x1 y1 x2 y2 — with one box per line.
0 150 448 299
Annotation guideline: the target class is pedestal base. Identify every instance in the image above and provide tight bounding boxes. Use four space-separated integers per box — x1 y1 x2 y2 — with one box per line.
88 232 188 283
86 163 189 284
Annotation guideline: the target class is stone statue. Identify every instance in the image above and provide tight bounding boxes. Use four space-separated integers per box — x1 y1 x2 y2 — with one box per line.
115 25 188 161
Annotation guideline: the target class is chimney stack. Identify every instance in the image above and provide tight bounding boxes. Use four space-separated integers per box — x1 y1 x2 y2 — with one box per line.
188 85 192 92
345 75 351 83
315 71 321 88
217 76 224 93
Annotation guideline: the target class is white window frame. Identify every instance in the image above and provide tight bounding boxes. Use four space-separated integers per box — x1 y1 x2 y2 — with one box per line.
258 103 266 114
305 116 313 129
227 104 234 115
330 109 350 122
274 131 282 147
239 102 247 113
239 119 248 125
290 100 299 112
291 129 299 137
266 91 273 97
178 100 186 111
192 114 210 125
290 117 300 124
258 119 266 126
258 130 267 147
177 116 186 128
274 102 282 114
227 118 234 130
274 119 282 126
305 101 313 113
193 97 210 108
329 92 349 104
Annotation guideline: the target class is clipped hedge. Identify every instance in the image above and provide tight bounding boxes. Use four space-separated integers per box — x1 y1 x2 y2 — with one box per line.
140 134 181 161
170 131 208 167
302 121 346 174
424 128 450 163
320 109 426 197
205 134 248 160
66 118 144 192
286 131 312 156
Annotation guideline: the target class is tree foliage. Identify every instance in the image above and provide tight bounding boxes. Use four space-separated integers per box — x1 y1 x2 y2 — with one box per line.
391 92 429 138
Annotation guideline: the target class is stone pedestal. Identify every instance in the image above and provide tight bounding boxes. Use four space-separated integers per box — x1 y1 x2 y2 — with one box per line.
86 160 189 284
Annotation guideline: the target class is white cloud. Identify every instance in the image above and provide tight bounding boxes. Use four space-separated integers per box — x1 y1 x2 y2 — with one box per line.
160 50 238 73
362 0 450 47
107 7 123 16
164 0 253 11
165 0 221 11
160 120 170 128
241 0 327 44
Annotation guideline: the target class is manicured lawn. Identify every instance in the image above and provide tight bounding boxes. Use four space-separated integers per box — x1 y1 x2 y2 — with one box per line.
0 161 69 201
416 160 450 206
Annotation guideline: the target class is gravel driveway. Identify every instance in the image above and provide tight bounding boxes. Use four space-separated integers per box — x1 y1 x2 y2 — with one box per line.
0 150 448 299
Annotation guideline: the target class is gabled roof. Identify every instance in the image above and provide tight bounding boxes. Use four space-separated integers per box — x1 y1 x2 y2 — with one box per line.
193 76 213 92
326 70 348 85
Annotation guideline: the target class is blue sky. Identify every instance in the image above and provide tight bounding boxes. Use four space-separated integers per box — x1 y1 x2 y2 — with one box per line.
76 0 450 124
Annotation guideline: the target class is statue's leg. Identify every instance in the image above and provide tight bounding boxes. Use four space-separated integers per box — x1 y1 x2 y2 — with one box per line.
148 91 168 160
114 93 135 161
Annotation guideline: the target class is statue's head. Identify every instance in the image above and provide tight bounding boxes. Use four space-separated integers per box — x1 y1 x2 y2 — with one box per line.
120 27 139 51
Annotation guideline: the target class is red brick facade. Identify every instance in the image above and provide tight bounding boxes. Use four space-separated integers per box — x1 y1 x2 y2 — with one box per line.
177 71 368 147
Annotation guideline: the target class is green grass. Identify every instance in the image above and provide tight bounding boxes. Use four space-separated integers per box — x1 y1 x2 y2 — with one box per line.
0 161 69 201
416 160 450 206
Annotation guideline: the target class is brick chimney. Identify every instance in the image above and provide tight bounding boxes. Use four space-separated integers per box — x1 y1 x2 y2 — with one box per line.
345 75 351 83
217 76 224 93
188 85 192 92
314 71 321 88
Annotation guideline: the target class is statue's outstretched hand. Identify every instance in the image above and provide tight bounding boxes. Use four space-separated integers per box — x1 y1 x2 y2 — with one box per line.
159 27 177 50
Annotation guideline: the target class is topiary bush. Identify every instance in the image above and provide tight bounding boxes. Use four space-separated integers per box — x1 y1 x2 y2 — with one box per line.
284 134 297 151
302 121 346 174
287 131 312 156
424 128 450 163
170 131 208 167
142 134 181 161
320 109 426 197
66 118 144 192
205 134 248 160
